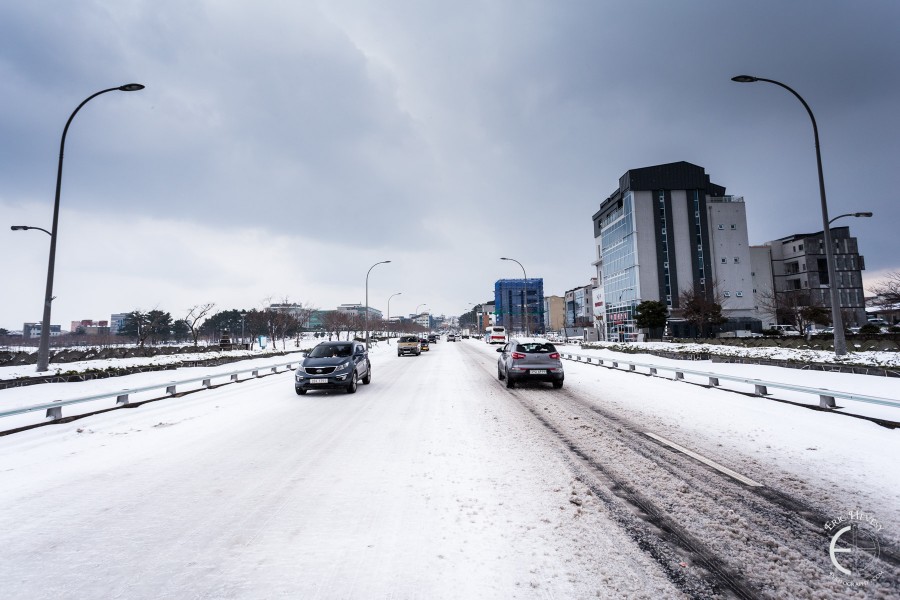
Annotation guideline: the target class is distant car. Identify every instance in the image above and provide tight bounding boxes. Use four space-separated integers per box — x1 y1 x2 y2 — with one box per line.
295 341 370 395
428 334 438 343
770 325 801 336
497 337 564 389
419 337 430 351
397 335 422 356
447 333 459 342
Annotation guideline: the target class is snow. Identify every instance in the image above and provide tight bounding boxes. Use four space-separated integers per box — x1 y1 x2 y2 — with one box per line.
0 339 898 597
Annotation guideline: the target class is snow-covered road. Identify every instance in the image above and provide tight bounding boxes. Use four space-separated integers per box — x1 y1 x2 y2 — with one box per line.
0 339 897 598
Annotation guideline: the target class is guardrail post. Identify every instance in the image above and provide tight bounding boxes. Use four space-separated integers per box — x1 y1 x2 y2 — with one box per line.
166 384 176 395
203 379 212 388
755 384 768 396
116 393 130 405
629 364 636 371
271 367 277 373
649 367 657 375
598 359 604 365
252 370 259 377
231 374 238 382
675 371 684 380
819 395 837 409
708 377 720 387
46 405 62 420
612 361 618 368
586 357 591 363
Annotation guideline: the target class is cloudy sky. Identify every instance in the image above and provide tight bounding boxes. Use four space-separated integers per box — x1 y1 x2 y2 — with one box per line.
2 1 898 330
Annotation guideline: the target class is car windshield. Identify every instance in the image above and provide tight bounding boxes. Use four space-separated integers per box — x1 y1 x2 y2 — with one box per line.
400 336 418 343
309 344 353 358
516 342 556 353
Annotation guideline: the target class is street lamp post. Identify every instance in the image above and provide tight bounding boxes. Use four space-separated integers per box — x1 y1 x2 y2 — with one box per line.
365 260 391 350
34 83 145 372
240 311 247 348
386 292 401 343
501 257 529 335
732 75 847 355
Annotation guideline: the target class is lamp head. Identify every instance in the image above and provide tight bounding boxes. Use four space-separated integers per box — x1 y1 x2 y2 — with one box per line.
854 212 874 218
731 75 758 83
118 83 145 92
11 225 27 230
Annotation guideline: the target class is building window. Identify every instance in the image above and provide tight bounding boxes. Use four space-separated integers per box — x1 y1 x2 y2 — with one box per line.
721 257 727 264
734 257 740 263
718 224 724 230
730 224 736 230
798 244 804 251
724 291 731 297
736 291 743 297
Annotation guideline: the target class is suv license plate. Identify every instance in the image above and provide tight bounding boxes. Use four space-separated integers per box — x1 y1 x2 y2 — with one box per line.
530 369 547 375
310 378 328 384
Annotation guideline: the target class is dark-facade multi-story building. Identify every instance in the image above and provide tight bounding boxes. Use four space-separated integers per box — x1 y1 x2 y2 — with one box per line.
23 323 62 339
765 226 867 326
592 161 759 341
494 278 545 335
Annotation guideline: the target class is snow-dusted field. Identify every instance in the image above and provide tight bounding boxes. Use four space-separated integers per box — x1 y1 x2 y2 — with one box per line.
0 339 897 598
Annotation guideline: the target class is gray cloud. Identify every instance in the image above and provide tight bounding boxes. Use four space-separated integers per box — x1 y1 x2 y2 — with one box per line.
2 0 899 328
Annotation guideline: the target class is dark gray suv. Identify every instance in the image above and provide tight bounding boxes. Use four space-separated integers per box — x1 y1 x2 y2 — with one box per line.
295 341 371 395
497 337 564 389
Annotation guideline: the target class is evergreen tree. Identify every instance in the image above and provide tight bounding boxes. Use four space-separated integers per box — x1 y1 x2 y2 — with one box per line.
634 300 668 339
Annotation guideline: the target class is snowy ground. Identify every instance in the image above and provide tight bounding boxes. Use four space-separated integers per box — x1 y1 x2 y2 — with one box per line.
0 338 897 598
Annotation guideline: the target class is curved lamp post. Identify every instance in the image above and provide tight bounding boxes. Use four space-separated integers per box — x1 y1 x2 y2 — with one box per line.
501 257 529 335
35 83 145 372
11 225 52 236
365 260 390 349
386 292 401 343
829 211 873 225
732 75 847 355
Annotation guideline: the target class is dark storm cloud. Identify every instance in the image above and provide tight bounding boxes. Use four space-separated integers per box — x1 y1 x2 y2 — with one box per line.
2 0 899 327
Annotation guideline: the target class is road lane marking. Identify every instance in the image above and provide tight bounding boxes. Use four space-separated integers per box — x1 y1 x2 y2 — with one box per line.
644 432 763 487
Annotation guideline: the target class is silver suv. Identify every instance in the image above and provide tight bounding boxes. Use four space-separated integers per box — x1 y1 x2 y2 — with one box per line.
497 337 564 389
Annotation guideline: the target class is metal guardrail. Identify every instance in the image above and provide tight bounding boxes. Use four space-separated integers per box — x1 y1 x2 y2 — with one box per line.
560 352 900 410
0 359 300 423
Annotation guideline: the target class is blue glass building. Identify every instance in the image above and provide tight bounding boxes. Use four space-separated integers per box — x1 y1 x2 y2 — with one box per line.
494 278 545 335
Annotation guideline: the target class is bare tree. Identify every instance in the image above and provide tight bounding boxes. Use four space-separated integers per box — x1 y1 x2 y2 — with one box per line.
676 281 727 338
756 288 830 332
320 311 345 341
869 271 900 308
184 303 215 345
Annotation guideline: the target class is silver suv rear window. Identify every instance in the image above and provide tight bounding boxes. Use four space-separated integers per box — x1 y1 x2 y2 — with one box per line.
515 342 556 353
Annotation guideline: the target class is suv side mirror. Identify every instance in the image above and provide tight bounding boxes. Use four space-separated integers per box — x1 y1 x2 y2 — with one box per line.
496 347 503 352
